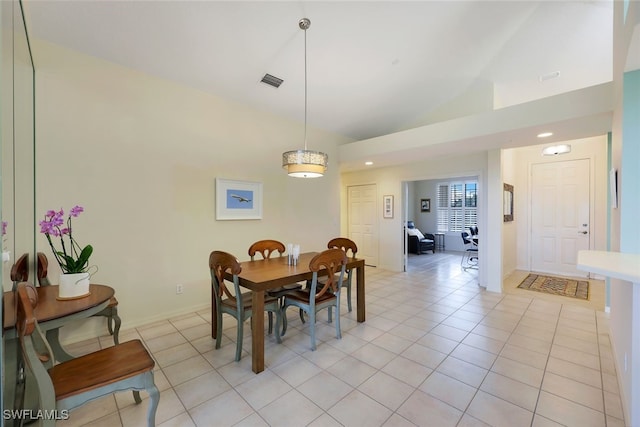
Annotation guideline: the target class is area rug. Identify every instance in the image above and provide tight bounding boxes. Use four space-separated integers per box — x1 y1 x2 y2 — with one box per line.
517 274 589 300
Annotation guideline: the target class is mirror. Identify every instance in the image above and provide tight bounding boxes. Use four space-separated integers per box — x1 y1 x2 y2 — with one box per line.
1 0 36 416
503 183 514 222
1 0 35 288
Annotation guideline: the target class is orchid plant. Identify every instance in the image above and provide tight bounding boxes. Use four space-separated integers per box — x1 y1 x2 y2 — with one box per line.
39 205 93 274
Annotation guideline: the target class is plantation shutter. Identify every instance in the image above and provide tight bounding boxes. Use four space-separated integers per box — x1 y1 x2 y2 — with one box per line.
450 183 464 232
436 181 478 234
464 182 478 230
436 184 449 232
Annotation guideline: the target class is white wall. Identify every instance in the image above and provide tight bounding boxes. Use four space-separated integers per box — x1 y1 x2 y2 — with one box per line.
502 148 517 277
31 40 352 342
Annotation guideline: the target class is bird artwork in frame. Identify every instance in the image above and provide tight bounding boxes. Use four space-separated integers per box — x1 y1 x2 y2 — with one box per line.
216 178 263 220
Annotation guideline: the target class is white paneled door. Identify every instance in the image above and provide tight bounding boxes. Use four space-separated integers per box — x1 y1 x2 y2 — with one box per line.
348 184 378 266
531 159 590 277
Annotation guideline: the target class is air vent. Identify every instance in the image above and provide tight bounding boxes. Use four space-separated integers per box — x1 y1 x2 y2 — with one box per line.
261 73 283 88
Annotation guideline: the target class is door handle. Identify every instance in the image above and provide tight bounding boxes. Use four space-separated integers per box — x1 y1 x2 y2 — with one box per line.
578 231 588 234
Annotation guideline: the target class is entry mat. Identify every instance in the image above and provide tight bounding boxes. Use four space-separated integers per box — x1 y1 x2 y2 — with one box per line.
517 273 589 300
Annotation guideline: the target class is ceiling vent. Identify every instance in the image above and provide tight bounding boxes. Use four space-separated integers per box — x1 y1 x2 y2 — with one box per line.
260 73 283 88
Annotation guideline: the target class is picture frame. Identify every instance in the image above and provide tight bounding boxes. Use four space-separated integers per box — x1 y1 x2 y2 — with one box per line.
383 195 394 218
216 178 263 220
503 183 514 222
420 198 431 212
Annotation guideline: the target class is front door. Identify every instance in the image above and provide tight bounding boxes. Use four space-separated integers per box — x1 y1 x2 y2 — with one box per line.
531 159 590 277
348 184 378 266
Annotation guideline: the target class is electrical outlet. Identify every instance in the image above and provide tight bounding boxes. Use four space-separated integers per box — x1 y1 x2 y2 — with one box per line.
176 284 184 294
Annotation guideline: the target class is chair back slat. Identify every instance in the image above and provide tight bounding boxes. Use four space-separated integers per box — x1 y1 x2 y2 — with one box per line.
37 252 52 287
310 248 347 296
11 253 30 291
327 238 357 258
209 251 242 301
248 240 285 260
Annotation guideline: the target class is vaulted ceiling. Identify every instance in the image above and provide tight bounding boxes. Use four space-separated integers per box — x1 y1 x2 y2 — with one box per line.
24 1 618 169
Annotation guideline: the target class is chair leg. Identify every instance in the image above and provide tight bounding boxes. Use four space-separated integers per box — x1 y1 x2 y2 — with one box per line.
215 313 223 350
273 309 282 344
146 383 160 427
282 306 288 336
309 311 317 351
133 390 142 404
335 305 342 340
299 309 306 324
235 319 244 361
268 312 273 334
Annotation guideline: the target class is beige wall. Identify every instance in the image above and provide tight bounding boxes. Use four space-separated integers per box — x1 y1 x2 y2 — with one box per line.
31 40 351 342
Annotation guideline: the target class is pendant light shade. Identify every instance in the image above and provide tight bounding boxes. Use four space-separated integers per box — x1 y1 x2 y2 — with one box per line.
282 18 328 178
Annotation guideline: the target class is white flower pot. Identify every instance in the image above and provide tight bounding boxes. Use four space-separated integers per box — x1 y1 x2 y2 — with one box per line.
58 272 91 300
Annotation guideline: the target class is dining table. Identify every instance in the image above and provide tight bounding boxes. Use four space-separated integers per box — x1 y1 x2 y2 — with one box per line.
2 283 116 413
218 251 366 373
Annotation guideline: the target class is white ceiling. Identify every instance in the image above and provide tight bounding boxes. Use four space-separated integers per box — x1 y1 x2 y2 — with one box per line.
23 0 617 162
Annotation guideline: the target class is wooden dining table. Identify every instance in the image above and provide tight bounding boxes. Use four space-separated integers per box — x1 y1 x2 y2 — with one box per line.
218 251 366 373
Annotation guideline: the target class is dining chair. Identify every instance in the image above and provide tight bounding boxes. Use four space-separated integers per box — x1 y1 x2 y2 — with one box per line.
281 248 347 351
11 252 30 291
209 250 282 361
36 252 121 344
248 240 305 325
15 282 159 427
461 232 478 270
327 237 358 313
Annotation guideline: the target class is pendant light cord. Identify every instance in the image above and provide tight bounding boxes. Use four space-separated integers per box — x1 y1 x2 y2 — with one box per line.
303 24 308 150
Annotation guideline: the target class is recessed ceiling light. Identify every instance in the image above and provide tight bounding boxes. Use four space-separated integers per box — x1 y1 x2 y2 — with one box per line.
365 161 373 166
537 132 553 138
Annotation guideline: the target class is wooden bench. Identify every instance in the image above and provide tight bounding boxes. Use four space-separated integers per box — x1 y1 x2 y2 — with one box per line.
15 282 159 426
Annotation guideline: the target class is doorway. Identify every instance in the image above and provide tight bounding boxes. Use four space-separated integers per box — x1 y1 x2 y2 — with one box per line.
347 184 378 266
531 159 591 277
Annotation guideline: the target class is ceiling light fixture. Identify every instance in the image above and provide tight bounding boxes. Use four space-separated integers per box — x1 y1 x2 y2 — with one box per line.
542 144 571 156
365 161 373 166
537 132 553 138
282 18 328 178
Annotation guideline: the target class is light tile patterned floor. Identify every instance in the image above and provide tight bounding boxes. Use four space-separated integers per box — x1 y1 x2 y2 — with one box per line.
57 252 624 426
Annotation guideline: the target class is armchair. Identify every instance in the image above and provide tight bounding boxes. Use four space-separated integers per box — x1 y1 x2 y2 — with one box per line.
406 221 435 254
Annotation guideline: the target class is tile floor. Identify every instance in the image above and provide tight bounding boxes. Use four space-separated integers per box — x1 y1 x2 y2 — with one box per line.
58 252 625 426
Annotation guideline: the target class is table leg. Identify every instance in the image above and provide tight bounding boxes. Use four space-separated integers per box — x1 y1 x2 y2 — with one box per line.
251 290 265 373
356 262 365 322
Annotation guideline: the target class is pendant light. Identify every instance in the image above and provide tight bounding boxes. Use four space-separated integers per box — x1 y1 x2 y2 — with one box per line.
282 18 328 178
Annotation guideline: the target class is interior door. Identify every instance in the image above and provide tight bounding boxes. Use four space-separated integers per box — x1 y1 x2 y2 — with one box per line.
348 184 378 266
531 159 590 277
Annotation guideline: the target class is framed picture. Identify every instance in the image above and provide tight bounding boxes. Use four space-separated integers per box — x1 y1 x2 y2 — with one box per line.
216 178 263 220
503 183 514 222
420 198 431 212
383 195 394 218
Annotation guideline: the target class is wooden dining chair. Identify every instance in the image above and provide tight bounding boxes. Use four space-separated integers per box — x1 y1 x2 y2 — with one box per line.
11 253 30 291
281 248 347 351
15 282 159 427
209 250 282 361
248 240 304 324
327 237 358 313
37 252 122 344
